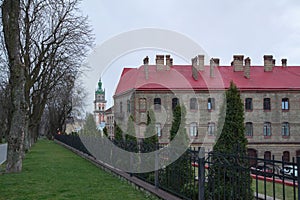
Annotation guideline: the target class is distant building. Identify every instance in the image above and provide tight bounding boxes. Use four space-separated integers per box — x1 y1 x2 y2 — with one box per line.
105 106 114 140
94 79 107 130
114 54 300 161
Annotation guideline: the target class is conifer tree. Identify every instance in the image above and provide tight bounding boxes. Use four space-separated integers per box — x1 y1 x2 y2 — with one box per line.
164 104 194 198
143 110 158 152
209 81 253 199
114 121 123 141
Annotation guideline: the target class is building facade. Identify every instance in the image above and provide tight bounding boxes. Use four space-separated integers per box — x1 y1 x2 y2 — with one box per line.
105 106 114 140
113 55 300 161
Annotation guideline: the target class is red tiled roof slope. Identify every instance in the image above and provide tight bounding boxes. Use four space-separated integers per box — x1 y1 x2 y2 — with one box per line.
115 65 300 96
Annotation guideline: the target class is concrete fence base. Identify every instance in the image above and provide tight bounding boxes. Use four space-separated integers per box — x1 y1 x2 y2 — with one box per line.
0 143 8 165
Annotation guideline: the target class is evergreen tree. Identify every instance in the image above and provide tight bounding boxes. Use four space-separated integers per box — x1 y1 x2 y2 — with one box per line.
113 121 123 141
81 113 99 135
103 126 108 137
208 81 253 199
125 115 138 152
162 104 194 198
143 110 158 152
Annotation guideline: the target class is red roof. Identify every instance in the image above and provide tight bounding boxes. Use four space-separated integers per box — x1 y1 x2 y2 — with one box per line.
114 65 300 96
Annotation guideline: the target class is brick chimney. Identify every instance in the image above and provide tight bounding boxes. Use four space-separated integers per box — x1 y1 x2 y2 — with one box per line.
244 57 251 79
210 58 215 77
156 55 168 71
282 58 287 67
233 55 244 71
156 55 164 65
166 55 172 66
264 55 274 72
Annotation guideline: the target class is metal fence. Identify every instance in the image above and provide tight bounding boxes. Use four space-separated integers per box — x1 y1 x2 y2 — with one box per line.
55 134 300 200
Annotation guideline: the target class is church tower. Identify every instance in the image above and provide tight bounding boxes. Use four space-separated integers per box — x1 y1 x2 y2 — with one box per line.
94 79 107 129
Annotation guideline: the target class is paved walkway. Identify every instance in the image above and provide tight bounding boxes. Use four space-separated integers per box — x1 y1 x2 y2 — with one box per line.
0 143 7 165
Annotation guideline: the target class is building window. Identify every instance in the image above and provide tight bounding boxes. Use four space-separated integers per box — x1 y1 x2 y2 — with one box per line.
190 122 198 137
245 122 253 137
208 98 215 110
263 98 271 111
208 122 215 136
281 122 290 136
264 151 271 160
282 151 290 162
120 102 123 113
127 100 131 113
154 98 161 111
282 98 289 111
139 98 147 112
190 98 197 110
172 98 179 110
156 123 161 137
263 122 271 136
245 98 253 111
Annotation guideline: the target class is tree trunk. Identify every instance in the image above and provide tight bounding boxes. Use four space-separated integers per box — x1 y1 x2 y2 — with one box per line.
2 0 27 173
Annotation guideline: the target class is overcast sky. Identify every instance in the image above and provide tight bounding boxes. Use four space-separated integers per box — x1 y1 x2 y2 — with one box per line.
79 0 300 112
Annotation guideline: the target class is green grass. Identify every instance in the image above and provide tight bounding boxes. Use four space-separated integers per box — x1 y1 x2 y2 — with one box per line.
0 140 156 200
252 178 298 200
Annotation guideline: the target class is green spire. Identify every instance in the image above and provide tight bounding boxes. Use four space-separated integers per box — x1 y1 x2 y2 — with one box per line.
95 79 104 95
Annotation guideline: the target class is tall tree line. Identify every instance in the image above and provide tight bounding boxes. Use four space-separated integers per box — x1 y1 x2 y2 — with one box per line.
0 0 94 172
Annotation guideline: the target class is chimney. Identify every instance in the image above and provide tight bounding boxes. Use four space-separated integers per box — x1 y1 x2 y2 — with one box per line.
143 56 149 65
156 55 165 65
210 58 215 77
191 55 205 80
244 57 251 79
233 55 244 71
212 58 220 67
143 56 149 80
282 59 287 67
264 55 273 72
166 55 172 66
170 58 173 66
156 55 165 71
198 55 205 71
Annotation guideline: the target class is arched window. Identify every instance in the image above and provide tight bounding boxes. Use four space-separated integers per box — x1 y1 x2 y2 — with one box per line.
245 98 253 111
127 100 131 113
282 151 290 162
208 122 215 136
190 122 198 137
281 122 290 136
208 98 215 110
247 148 257 166
155 123 161 137
264 151 271 160
245 122 253 136
172 98 179 110
190 98 197 110
282 98 289 110
263 122 271 136
139 98 147 112
263 98 271 111
154 98 161 111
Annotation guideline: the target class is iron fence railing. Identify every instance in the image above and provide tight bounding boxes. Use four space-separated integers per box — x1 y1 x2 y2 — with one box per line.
55 134 300 200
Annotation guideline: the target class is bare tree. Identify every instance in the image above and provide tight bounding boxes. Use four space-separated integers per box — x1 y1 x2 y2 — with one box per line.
2 0 27 172
1 0 93 172
19 0 93 149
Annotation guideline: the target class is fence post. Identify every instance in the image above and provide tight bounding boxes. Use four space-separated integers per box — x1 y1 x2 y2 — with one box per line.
155 143 159 189
198 147 205 200
297 156 300 200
